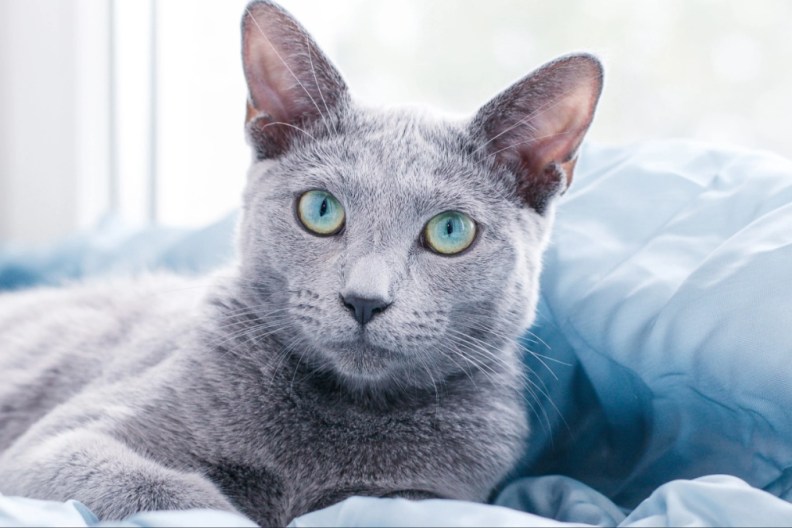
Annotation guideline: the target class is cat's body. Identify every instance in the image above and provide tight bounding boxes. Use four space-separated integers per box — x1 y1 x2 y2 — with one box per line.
0 1 602 524
0 273 525 525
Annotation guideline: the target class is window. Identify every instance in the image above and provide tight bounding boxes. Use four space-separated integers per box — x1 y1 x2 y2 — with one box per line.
2 0 791 243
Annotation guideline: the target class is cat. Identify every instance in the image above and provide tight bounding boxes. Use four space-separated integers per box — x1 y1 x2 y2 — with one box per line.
0 1 602 525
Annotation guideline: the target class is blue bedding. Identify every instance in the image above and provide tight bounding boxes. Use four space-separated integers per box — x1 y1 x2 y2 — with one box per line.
2 139 792 526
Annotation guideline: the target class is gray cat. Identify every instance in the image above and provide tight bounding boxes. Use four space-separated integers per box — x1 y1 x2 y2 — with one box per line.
0 1 602 525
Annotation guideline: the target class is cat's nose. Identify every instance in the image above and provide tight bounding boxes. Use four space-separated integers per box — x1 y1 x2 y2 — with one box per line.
341 294 391 326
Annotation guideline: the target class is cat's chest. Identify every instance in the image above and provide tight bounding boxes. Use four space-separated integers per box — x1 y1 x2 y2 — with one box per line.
194 360 523 523
225 383 475 522
264 384 446 483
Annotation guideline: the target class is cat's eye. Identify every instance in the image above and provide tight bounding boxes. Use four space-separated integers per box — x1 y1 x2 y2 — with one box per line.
423 211 477 255
297 190 345 236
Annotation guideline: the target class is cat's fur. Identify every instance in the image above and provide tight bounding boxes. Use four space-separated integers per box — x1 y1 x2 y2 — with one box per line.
0 1 602 525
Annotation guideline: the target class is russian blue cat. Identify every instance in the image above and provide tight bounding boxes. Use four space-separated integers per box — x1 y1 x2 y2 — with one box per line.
0 1 602 524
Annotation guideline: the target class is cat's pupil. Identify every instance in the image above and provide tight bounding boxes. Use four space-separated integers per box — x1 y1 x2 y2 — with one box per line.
446 220 454 236
319 199 328 217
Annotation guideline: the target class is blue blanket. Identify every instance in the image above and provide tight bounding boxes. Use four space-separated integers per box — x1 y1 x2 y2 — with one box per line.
2 139 792 526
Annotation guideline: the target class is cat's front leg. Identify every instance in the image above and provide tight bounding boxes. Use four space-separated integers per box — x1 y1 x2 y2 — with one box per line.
0 428 238 521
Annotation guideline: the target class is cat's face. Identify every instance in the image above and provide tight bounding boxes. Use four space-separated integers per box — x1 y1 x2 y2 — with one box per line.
235 1 602 390
238 106 547 388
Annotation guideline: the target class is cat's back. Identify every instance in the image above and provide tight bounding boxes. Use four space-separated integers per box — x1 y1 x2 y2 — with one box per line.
0 274 207 451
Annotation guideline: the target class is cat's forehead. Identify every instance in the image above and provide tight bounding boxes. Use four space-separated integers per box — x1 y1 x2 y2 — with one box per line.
324 107 467 173
279 106 515 216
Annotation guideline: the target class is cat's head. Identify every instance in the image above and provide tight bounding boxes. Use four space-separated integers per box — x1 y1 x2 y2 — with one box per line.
234 1 602 392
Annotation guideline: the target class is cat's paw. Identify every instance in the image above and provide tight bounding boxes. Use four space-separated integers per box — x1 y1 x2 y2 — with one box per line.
90 471 238 521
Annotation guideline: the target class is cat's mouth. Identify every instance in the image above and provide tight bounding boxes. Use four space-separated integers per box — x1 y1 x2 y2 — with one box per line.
322 332 404 381
341 331 399 358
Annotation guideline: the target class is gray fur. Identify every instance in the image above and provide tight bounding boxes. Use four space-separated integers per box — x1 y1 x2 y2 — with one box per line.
0 1 602 524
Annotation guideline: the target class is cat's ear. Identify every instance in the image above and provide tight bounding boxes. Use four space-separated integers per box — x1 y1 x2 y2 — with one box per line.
242 1 348 159
471 54 603 213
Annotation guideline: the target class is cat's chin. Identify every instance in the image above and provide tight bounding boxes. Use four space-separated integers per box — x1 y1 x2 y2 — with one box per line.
321 339 411 390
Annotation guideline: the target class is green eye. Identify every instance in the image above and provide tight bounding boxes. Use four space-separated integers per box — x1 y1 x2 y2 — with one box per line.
297 190 345 235
423 211 477 255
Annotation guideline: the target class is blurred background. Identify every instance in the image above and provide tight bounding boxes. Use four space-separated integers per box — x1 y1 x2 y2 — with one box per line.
1 0 791 244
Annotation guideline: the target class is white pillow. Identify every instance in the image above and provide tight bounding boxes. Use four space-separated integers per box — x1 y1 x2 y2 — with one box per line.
525 139 792 506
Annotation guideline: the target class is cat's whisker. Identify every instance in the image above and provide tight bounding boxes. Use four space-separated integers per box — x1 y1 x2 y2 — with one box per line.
256 120 316 141
521 330 556 356
208 289 307 321
486 130 576 161
211 306 295 331
214 323 294 364
523 379 555 440
445 325 516 364
267 334 306 388
211 316 294 343
444 336 501 385
487 333 560 381
429 341 479 390
218 315 294 341
211 317 296 360
519 347 570 367
304 35 336 135
286 336 310 392
461 322 568 378
443 326 565 434
213 307 294 331
464 329 560 402
453 342 517 391
413 349 441 417
215 304 286 320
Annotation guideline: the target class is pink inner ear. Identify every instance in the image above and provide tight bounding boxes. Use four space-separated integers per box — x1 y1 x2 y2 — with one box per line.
242 2 346 128
473 54 602 211
244 15 299 123
527 82 599 168
241 2 348 158
481 55 603 195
